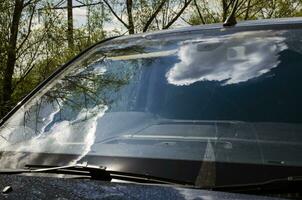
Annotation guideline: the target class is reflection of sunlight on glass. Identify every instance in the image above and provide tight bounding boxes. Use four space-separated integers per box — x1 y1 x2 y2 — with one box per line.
92 66 106 76
107 49 177 60
72 106 108 164
0 105 108 167
178 188 215 200
166 31 287 86
0 51 129 168
105 163 124 172
40 101 61 135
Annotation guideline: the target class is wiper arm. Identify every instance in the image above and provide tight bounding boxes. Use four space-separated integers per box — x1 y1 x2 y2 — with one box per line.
210 176 302 194
0 162 112 181
0 163 193 186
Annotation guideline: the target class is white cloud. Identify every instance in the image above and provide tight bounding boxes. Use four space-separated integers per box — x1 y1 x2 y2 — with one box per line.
166 31 287 86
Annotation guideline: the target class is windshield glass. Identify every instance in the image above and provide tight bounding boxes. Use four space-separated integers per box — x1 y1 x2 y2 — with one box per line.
1 27 302 186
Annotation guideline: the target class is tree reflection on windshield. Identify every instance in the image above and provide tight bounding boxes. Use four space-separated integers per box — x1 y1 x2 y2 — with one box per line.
0 53 132 167
0 28 302 173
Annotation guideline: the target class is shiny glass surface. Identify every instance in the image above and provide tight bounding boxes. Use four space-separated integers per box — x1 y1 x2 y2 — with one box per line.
1 28 302 171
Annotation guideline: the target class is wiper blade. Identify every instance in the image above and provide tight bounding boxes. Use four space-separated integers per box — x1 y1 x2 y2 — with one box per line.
210 176 302 194
0 163 193 186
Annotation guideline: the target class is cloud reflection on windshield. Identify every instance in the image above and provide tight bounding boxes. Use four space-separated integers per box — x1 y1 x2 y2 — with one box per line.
0 105 107 168
166 31 287 86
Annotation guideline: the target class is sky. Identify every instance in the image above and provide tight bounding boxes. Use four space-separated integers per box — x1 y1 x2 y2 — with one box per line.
72 0 126 32
43 0 190 34
44 0 126 33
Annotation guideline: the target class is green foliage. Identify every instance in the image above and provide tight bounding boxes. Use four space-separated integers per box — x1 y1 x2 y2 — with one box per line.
0 1 12 80
0 0 107 118
189 0 302 25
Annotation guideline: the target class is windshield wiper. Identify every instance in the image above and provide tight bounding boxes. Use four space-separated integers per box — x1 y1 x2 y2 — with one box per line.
0 162 111 181
0 162 193 186
209 176 302 194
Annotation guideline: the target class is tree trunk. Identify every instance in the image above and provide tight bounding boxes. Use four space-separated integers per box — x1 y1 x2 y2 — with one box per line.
87 4 91 45
244 0 252 20
126 0 134 34
222 0 228 21
1 0 24 116
67 0 74 49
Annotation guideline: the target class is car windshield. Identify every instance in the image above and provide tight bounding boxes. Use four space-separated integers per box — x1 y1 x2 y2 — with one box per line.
1 26 302 186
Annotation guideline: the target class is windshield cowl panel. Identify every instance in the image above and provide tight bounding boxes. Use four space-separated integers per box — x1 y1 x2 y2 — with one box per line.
1 26 302 187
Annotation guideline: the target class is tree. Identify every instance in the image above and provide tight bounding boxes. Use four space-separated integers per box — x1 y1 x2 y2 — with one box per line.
0 0 111 118
0 0 40 116
102 0 193 34
188 0 302 25
86 0 107 44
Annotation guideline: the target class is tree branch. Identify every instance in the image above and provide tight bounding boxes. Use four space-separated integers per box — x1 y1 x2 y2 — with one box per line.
75 0 85 5
38 1 103 10
53 0 66 8
23 0 42 8
17 4 36 52
226 0 236 11
143 0 167 32
102 0 129 29
14 64 36 87
163 0 192 29
194 0 205 24
23 0 34 8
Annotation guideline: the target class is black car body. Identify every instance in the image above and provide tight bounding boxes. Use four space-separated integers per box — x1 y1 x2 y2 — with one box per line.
1 17 302 199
